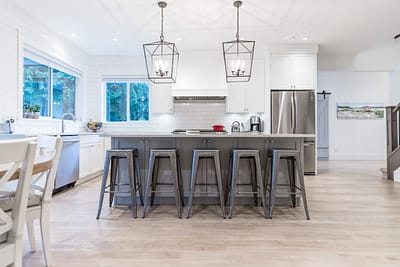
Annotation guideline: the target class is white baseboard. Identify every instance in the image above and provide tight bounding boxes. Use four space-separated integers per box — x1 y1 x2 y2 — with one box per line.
329 153 386 160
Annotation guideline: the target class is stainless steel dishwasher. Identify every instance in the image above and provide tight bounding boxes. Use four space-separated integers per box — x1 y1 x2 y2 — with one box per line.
54 135 80 193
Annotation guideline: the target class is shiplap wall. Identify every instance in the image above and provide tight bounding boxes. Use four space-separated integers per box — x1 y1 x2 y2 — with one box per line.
0 0 90 134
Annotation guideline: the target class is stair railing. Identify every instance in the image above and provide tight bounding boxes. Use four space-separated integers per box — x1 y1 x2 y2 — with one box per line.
386 102 400 180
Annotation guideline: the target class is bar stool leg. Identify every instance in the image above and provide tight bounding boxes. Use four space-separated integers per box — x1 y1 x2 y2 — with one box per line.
228 154 240 219
177 156 185 206
287 157 297 207
249 158 258 206
97 151 110 219
126 153 137 218
170 153 182 218
186 153 199 218
134 156 144 206
214 153 226 218
225 156 233 206
268 153 280 219
142 152 155 218
295 154 310 220
254 153 268 218
109 157 118 207
150 157 159 206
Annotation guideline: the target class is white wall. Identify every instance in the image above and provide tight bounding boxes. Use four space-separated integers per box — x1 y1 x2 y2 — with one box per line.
90 55 259 133
318 71 389 160
389 69 400 105
0 0 90 134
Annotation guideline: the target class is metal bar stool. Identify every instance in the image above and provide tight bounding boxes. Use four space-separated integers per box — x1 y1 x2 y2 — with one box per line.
186 149 225 218
227 149 267 219
142 149 184 218
266 149 310 220
96 148 143 219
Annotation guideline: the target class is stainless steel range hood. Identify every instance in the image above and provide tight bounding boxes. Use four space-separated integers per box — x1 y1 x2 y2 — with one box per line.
173 96 226 103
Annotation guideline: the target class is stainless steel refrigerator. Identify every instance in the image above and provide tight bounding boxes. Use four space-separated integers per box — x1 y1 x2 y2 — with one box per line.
271 90 316 174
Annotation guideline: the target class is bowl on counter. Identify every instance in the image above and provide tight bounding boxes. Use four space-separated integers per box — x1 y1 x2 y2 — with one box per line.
87 121 103 132
212 125 225 132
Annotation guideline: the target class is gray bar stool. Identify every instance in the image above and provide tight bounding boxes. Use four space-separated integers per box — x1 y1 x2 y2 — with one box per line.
142 149 184 218
186 149 225 218
96 148 143 219
266 149 310 220
227 149 268 219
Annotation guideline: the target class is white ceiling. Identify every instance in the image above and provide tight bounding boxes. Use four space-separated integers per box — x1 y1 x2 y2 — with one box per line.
12 0 400 56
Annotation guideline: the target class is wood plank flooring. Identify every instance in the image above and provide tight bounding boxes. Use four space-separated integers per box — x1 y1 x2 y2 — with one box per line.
22 160 400 267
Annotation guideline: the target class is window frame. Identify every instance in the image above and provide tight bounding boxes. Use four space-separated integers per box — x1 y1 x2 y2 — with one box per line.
23 48 81 120
102 77 151 123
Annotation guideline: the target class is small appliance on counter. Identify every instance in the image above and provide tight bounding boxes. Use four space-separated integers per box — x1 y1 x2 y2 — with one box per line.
231 121 241 132
249 116 262 132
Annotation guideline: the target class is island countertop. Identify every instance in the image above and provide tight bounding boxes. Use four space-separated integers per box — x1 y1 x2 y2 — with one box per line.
101 132 315 138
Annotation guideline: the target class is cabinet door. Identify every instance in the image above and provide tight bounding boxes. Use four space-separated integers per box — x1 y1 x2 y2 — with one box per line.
270 54 291 89
79 144 91 179
151 84 174 113
291 54 314 89
226 58 265 113
226 82 246 113
246 59 265 113
79 135 104 179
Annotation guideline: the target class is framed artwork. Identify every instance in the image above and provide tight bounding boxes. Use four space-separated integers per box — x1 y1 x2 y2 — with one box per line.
336 102 384 119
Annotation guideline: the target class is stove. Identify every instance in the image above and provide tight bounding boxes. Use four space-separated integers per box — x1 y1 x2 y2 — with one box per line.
172 128 227 134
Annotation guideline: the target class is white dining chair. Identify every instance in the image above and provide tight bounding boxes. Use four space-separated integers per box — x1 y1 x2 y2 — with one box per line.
0 139 37 267
26 135 63 267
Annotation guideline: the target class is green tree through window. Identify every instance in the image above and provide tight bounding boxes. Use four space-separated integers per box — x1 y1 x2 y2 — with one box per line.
105 81 149 122
23 57 76 119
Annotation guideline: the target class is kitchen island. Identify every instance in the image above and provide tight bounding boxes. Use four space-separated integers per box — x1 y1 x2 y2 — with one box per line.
103 132 315 205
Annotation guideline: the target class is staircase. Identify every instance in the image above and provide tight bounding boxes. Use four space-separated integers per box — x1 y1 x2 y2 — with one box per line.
386 103 400 180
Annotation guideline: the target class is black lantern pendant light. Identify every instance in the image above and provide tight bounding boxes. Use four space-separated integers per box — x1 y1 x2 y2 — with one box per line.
143 1 179 83
222 0 255 82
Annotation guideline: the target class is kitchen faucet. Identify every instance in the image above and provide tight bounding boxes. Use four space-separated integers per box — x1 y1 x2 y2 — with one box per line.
61 113 76 133
5 118 14 134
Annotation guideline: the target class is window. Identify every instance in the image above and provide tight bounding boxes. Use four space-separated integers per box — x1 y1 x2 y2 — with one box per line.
23 57 76 119
105 81 149 122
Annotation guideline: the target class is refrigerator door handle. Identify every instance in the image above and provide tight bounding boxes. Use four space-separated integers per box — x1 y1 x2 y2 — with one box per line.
290 93 296 133
293 92 297 133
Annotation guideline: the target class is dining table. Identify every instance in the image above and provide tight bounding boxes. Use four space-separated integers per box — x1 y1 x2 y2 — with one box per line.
0 146 54 181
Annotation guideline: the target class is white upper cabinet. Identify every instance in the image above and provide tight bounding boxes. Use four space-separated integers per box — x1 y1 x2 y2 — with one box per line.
226 58 265 113
171 51 227 96
270 53 315 89
151 84 173 113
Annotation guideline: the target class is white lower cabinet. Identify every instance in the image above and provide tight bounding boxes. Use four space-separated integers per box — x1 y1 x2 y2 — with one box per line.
226 58 265 113
79 135 104 181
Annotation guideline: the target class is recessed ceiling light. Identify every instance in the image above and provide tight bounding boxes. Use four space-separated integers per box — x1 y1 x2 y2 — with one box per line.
177 37 182 41
41 34 48 39
112 37 118 42
302 36 310 41
71 33 77 38
282 36 296 41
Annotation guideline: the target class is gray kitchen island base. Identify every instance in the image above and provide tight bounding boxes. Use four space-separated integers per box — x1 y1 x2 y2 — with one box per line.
105 133 314 209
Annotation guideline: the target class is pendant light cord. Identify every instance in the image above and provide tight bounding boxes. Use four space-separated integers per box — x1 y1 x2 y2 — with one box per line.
160 6 164 41
236 5 240 40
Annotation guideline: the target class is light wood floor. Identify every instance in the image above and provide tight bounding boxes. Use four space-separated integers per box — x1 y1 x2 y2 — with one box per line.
23 161 400 267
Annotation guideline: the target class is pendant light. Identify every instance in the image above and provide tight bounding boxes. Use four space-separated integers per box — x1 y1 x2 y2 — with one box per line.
143 1 179 84
222 0 255 82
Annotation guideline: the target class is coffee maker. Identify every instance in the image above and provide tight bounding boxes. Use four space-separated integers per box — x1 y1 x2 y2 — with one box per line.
250 116 262 132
